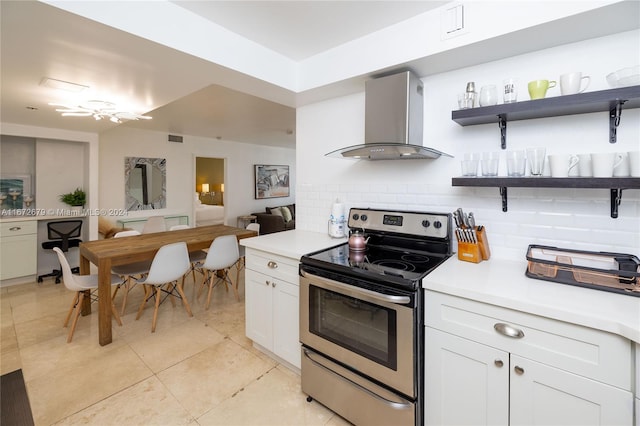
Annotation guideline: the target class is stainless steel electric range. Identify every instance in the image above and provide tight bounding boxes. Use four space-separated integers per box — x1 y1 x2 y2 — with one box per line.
299 208 453 426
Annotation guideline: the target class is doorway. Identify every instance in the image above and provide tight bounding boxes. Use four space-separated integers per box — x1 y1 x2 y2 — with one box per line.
194 157 225 227
196 157 224 206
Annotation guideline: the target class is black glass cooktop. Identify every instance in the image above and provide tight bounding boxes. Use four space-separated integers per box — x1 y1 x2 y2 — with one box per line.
301 240 451 289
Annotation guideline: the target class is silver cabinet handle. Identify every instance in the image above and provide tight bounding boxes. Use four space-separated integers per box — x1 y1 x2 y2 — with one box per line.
494 359 504 368
494 323 524 339
9 226 22 231
267 261 278 269
514 366 525 375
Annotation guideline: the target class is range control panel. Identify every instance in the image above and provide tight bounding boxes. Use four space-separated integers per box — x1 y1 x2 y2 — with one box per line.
348 208 451 240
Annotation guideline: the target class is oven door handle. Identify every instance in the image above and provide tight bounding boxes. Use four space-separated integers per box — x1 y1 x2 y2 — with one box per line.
302 348 413 411
300 270 411 305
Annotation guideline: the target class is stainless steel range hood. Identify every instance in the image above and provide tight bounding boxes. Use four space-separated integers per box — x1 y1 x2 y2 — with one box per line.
326 71 452 160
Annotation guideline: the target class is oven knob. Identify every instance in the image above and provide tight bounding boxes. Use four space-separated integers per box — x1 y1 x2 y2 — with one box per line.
433 220 442 229
352 214 359 221
421 220 430 228
360 214 367 221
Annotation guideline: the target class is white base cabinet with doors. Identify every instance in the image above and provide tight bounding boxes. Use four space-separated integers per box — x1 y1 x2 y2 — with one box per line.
1 220 37 281
245 247 301 369
425 291 634 426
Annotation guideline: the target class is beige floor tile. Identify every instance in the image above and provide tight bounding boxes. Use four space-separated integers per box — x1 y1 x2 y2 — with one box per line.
1 295 14 323
128 317 225 373
52 376 193 425
26 343 152 425
1 323 19 353
8 284 70 323
14 311 70 348
0 349 22 375
19 332 130 382
196 365 335 426
158 338 275 419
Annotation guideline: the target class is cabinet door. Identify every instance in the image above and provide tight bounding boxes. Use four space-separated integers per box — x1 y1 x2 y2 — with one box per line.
272 279 300 369
1 234 37 280
510 355 633 426
244 269 273 350
425 327 509 426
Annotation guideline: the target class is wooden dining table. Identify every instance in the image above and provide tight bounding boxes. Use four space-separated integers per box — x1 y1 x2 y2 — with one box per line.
79 224 258 346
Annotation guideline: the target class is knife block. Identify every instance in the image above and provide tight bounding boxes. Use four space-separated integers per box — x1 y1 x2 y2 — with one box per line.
457 241 482 263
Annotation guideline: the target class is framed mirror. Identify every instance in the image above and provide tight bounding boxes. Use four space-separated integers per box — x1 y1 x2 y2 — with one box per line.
125 157 166 211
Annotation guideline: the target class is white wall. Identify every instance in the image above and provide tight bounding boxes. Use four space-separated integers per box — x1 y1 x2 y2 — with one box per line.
98 126 296 228
296 30 640 261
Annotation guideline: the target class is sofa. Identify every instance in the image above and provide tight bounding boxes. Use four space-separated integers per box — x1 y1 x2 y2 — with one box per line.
251 204 295 234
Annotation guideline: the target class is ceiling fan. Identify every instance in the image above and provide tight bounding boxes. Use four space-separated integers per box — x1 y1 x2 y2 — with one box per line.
49 100 152 123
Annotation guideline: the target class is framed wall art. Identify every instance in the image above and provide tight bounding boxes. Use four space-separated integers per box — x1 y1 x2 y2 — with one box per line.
0 174 32 210
254 165 289 199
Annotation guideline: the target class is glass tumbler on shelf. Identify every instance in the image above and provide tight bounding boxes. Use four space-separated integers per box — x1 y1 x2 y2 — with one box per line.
461 153 480 177
526 147 546 176
481 152 500 177
479 85 498 107
506 150 527 177
503 78 518 103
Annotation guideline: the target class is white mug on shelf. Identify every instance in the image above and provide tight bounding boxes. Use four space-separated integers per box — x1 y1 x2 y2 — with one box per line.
591 153 623 178
612 152 630 177
577 154 593 177
559 72 590 95
548 154 579 177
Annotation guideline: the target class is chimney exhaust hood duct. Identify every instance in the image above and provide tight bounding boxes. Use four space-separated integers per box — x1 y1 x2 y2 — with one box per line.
326 71 452 160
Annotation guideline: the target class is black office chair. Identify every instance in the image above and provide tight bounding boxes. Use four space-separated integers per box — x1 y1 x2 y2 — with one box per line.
37 220 83 284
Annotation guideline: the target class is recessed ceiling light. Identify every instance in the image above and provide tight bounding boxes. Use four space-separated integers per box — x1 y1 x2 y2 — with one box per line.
40 77 89 92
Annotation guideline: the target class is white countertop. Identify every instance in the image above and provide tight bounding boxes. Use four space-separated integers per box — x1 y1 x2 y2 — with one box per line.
423 257 640 343
0 213 86 223
240 230 346 260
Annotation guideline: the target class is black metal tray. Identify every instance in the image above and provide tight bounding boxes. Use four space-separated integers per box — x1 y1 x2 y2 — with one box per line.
525 244 640 297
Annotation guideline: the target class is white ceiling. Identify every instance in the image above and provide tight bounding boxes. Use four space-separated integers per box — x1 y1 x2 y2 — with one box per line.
0 1 446 148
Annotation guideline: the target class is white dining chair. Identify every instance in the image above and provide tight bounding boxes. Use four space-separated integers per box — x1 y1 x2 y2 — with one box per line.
53 247 123 343
142 216 167 234
235 223 260 289
135 241 193 332
169 224 207 285
198 235 240 309
110 230 152 315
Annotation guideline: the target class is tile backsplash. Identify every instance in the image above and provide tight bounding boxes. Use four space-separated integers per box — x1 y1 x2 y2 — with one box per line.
296 182 639 262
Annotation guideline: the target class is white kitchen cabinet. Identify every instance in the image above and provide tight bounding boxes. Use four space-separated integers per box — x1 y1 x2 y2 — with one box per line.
1 220 37 280
425 290 634 426
425 327 509 425
245 248 301 369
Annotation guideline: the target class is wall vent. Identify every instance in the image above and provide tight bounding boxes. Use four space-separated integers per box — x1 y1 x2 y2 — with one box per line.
168 134 183 143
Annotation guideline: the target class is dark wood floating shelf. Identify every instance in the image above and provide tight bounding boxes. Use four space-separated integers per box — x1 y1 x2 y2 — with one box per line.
451 85 640 148
452 177 640 218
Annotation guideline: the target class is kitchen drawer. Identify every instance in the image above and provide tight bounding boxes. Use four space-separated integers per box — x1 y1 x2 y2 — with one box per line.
425 290 632 390
245 248 299 284
0 220 37 236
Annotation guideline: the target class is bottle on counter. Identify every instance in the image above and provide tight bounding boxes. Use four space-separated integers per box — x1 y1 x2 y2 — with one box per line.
328 198 346 238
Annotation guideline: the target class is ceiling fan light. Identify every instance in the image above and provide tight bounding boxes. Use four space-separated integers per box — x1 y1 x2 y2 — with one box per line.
49 100 151 123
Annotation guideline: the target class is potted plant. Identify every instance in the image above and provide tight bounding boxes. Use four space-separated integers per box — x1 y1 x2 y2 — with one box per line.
59 188 86 208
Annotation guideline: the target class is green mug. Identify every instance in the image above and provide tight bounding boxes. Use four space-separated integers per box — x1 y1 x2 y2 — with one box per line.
528 80 556 99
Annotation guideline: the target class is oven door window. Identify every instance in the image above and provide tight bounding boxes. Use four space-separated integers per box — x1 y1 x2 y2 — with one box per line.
309 285 397 370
